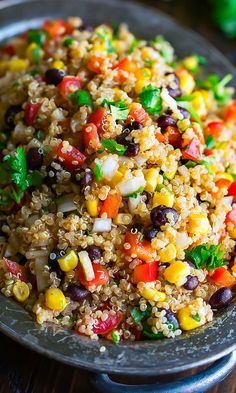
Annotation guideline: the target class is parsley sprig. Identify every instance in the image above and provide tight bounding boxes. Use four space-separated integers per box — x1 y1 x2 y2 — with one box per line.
185 244 227 270
102 100 129 120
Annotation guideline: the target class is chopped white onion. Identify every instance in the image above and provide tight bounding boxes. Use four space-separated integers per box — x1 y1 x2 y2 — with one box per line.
222 196 233 208
78 251 95 281
92 218 112 233
161 88 184 120
34 257 49 292
101 156 119 180
128 195 142 213
117 176 146 196
134 155 147 167
56 194 77 213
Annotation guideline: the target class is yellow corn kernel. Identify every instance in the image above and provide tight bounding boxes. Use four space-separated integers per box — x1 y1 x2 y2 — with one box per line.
114 213 132 225
12 281 30 303
218 173 234 182
26 43 44 63
9 58 29 72
199 89 212 110
141 287 166 302
164 169 177 180
0 61 9 75
228 227 236 240
141 47 152 60
52 60 65 70
119 164 128 175
108 170 123 187
135 68 151 80
144 168 162 193
164 261 190 286
135 79 150 94
191 91 207 119
86 199 99 217
158 244 177 263
188 213 210 235
45 288 67 311
93 43 106 53
182 56 198 72
153 191 174 208
178 306 204 331
58 250 78 272
177 69 195 95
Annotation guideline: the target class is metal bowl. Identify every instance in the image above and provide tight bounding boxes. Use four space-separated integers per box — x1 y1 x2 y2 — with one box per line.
0 0 236 377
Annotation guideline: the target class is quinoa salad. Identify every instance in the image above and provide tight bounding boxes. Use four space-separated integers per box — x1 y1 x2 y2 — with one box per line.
0 18 236 343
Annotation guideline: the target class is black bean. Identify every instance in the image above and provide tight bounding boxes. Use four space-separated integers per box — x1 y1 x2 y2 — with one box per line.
127 121 143 131
143 226 159 241
184 275 199 290
4 105 22 128
150 205 179 226
167 87 181 99
157 115 177 131
124 142 139 157
185 260 195 268
45 165 57 186
116 128 132 145
209 287 233 309
178 106 191 119
45 68 65 86
165 73 181 98
165 309 179 329
26 147 43 170
66 283 90 301
78 24 93 32
141 191 151 203
48 248 66 280
80 170 93 188
85 245 102 261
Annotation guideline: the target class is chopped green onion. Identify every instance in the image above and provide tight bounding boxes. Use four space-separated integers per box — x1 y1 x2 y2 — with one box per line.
93 162 103 181
191 314 201 322
101 139 127 156
205 135 216 149
111 330 120 344
70 90 93 107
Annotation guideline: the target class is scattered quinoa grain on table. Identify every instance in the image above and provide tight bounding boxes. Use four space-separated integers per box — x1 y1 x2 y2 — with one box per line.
0 17 236 343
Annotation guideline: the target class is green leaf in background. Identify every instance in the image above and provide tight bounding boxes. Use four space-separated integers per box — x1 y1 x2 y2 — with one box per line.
212 0 236 37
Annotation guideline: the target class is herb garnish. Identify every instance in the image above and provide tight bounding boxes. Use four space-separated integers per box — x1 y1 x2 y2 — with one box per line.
100 139 127 156
70 90 93 107
93 162 103 181
196 73 233 105
205 135 216 149
185 244 227 270
139 85 162 115
191 313 201 322
102 100 129 120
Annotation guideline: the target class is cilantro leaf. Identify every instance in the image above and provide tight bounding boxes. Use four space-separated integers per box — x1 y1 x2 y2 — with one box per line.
177 101 202 125
196 73 233 104
93 162 103 181
205 135 216 149
70 90 93 107
3 146 28 192
95 26 116 53
27 170 43 187
102 100 129 121
130 306 151 324
139 85 162 115
127 37 139 54
101 138 127 156
185 244 227 270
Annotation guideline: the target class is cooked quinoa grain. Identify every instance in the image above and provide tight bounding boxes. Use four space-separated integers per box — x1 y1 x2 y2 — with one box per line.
0 18 236 343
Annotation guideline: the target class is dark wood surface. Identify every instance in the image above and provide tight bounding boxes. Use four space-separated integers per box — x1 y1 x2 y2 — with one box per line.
1 1 236 392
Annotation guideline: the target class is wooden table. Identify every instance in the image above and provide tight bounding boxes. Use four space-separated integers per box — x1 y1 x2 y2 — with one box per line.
1 1 236 392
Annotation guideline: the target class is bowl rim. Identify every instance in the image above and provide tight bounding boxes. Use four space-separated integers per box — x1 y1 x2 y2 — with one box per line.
0 0 236 376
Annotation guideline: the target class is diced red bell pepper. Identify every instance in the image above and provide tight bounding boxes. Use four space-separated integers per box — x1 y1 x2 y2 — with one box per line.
127 103 150 125
99 193 122 219
228 181 236 201
132 261 158 284
210 266 235 287
77 263 109 288
43 19 73 38
124 232 154 263
93 312 123 335
155 132 166 143
87 55 105 74
165 126 182 148
57 141 86 172
112 57 137 73
88 107 108 134
204 148 214 156
24 102 41 126
206 121 224 138
225 99 236 123
57 76 82 100
2 257 27 283
82 123 101 150
216 178 231 189
225 208 236 225
182 138 201 161
1 44 15 56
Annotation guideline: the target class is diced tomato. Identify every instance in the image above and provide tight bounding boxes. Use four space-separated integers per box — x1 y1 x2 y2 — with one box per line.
100 192 122 219
93 312 123 335
1 44 15 56
88 107 108 134
206 121 224 138
128 103 150 125
132 261 158 284
225 99 236 123
112 57 137 73
165 126 182 148
24 102 41 126
2 257 27 283
43 19 73 38
57 141 86 172
82 123 101 150
57 76 82 100
204 148 214 156
155 132 166 143
212 178 231 200
228 180 236 201
87 55 105 74
182 138 201 161
77 263 109 288
124 232 154 263
225 208 236 225
210 266 235 287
